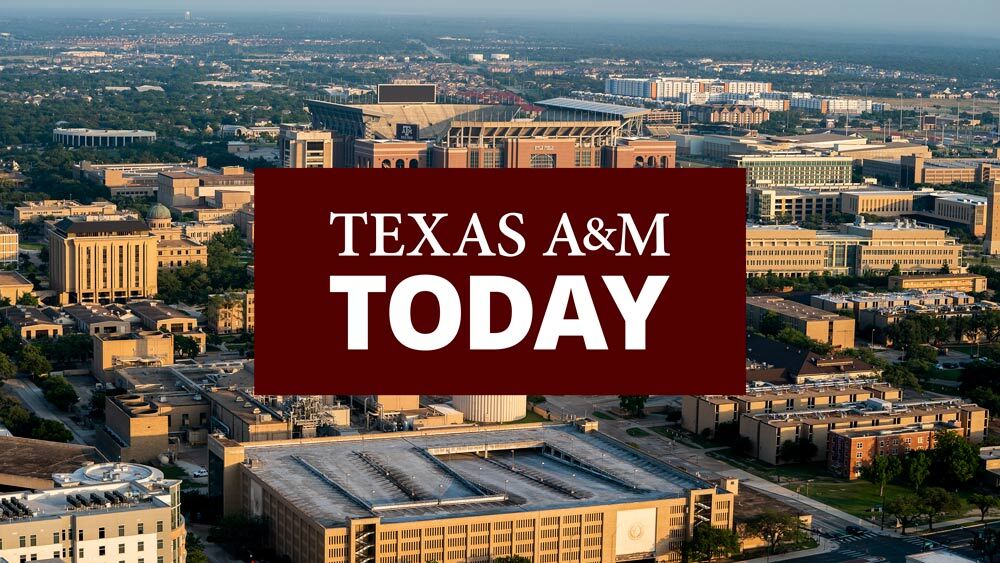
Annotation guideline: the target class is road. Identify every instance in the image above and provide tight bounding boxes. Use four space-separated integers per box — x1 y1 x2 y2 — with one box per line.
3 375 94 445
923 521 1000 560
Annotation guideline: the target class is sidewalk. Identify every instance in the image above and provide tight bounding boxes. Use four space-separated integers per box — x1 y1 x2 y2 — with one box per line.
739 536 838 563
718 468 891 535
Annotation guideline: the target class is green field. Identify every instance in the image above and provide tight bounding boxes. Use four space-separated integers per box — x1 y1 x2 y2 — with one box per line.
649 425 710 449
591 411 615 420
626 427 650 437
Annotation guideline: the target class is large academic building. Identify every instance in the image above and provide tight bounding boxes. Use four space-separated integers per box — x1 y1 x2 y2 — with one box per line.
746 220 963 278
208 423 737 563
48 216 160 305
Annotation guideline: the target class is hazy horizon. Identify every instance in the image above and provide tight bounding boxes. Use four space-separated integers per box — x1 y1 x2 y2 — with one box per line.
6 0 1000 39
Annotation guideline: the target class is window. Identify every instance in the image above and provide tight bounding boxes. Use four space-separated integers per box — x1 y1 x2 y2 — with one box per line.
99 527 106 539
529 154 556 168
99 546 106 556
120 544 126 554
119 525 126 536
138 541 145 552
157 539 164 549
138 523 144 534
156 521 164 533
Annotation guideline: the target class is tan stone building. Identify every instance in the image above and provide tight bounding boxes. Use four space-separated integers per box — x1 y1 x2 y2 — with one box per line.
92 331 175 384
74 157 209 198
0 224 17 266
279 128 334 168
208 423 736 563
0 463 185 563
862 155 999 187
741 398 987 466
97 391 210 463
2 306 65 341
14 199 120 224
682 382 900 438
205 290 254 334
746 221 963 278
0 271 34 305
354 140 431 168
48 216 159 305
746 296 855 349
125 300 206 353
887 273 988 293
157 166 254 209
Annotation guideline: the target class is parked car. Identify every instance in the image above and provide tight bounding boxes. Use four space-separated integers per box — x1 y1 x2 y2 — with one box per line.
192 468 208 478
846 525 865 535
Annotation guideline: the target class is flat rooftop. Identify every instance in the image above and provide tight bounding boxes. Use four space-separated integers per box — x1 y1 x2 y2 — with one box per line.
241 425 717 526
0 437 104 484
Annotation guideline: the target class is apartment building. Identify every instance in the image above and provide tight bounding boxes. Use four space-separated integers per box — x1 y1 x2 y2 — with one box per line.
0 463 185 563
733 155 854 187
682 380 899 437
686 105 769 127
740 396 987 466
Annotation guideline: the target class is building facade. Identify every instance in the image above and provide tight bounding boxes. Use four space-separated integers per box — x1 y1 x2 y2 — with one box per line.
279 128 334 168
0 463 185 563
48 217 159 305
746 221 963 278
208 424 736 563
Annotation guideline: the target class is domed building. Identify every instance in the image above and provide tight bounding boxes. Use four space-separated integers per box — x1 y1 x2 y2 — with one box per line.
146 202 172 230
145 203 209 270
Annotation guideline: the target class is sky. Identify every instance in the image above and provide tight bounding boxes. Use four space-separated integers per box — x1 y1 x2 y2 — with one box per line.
10 0 1000 38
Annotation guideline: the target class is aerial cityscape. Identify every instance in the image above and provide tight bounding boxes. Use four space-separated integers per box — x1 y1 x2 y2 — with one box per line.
1 2 1000 563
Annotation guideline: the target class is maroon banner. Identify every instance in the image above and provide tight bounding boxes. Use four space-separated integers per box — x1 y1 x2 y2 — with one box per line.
253 168 745 395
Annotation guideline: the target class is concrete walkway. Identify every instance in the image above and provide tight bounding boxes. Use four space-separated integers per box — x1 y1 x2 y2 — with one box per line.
4 376 93 445
717 468 890 534
740 537 839 563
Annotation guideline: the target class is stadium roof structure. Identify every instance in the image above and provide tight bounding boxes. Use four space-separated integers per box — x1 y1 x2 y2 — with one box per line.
534 97 651 119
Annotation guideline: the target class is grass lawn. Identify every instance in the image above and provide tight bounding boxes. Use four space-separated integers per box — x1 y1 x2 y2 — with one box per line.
626 427 650 437
161 465 189 480
19 242 43 250
935 369 963 381
592 411 615 420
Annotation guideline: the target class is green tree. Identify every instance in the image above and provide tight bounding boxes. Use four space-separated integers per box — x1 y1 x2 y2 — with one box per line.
18 344 52 378
885 494 922 535
882 364 921 391
681 525 740 562
930 430 980 486
618 395 649 418
747 511 801 557
921 487 963 531
860 454 902 526
0 352 15 380
173 334 201 359
40 375 79 411
28 418 73 442
969 493 1000 522
779 438 818 464
186 533 210 563
16 292 39 306
759 311 785 337
889 263 902 276
904 451 931 493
